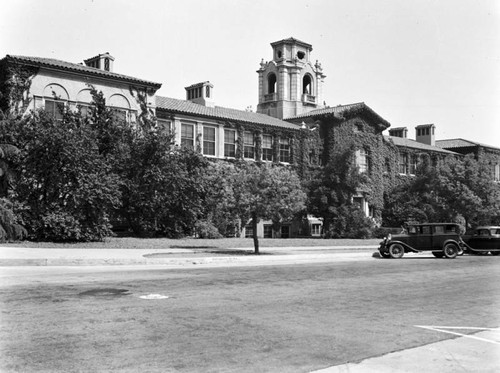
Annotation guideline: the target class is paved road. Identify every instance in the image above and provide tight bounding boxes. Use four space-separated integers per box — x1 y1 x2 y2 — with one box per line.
1 254 499 372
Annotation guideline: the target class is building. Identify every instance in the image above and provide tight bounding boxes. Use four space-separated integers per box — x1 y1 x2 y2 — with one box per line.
0 53 161 124
1 37 497 237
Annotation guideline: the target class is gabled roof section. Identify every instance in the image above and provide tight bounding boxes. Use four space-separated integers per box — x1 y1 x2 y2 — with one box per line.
156 96 301 130
387 136 458 155
436 138 500 152
4 55 162 88
285 102 390 130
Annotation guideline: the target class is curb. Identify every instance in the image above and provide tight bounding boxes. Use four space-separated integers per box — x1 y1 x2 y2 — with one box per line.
0 252 374 267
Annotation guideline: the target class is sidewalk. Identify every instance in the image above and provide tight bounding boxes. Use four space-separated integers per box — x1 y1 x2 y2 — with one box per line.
313 329 500 373
0 245 378 267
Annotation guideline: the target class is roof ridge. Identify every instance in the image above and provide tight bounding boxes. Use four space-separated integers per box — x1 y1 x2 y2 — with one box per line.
5 54 162 88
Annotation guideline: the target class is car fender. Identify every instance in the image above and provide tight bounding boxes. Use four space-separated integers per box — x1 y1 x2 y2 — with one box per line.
441 239 461 251
386 240 419 253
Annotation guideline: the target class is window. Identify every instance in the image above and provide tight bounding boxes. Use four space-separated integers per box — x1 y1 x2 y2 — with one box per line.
44 99 65 120
409 155 418 175
243 132 255 159
263 225 273 238
493 163 499 181
181 123 194 149
279 138 290 163
399 153 408 174
262 134 273 161
224 129 236 157
77 103 91 117
157 119 171 134
111 108 127 122
355 149 369 173
311 224 321 236
245 225 253 238
206 85 210 98
281 225 290 238
203 126 216 156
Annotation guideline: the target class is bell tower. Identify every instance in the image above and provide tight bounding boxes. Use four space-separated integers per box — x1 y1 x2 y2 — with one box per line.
256 38 326 119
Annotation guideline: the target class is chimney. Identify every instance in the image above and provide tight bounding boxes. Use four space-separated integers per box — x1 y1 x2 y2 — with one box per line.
185 81 214 107
388 127 408 138
415 124 435 146
84 52 115 72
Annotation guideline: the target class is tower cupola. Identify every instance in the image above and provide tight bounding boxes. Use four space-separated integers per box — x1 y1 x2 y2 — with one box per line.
257 37 326 119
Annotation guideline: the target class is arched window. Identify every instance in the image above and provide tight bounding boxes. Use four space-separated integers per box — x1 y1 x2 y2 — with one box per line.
268 73 277 94
303 74 312 95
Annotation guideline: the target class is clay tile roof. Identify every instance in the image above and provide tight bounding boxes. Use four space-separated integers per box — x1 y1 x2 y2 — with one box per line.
285 102 390 129
5 55 162 88
436 138 500 151
155 96 301 130
386 136 458 154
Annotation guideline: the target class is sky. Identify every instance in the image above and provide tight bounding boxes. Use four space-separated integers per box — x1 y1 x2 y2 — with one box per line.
1 0 499 147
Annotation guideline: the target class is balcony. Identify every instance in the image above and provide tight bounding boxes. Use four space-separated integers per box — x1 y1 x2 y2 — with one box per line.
302 94 316 104
264 93 277 102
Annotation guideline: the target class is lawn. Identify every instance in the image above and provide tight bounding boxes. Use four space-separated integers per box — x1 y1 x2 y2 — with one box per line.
0 236 381 250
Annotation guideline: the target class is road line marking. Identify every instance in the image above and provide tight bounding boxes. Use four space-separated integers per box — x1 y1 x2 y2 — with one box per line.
415 325 500 344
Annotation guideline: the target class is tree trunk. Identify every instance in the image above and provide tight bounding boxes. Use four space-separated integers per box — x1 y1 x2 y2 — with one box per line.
252 213 259 254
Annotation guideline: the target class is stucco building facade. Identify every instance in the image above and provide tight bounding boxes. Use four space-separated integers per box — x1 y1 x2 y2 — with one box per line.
1 37 498 237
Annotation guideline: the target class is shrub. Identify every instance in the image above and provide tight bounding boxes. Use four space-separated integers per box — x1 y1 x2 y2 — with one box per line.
194 220 223 239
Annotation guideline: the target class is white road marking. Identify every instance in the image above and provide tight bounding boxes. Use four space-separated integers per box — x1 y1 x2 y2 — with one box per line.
415 325 500 344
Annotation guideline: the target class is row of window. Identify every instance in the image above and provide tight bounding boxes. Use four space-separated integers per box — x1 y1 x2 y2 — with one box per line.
44 99 132 122
398 153 419 175
180 123 291 162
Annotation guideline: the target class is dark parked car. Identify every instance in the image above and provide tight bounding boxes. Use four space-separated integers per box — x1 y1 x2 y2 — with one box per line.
379 223 463 259
461 226 500 256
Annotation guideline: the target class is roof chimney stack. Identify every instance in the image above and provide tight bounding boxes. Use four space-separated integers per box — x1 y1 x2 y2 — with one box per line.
185 81 214 107
388 127 408 138
415 124 435 146
84 52 115 72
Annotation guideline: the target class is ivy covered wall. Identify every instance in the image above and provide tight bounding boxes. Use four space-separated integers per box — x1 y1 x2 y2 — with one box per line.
0 58 39 115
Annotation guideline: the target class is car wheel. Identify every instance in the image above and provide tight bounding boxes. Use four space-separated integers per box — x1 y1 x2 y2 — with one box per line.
389 244 404 259
490 251 500 256
379 250 391 258
432 251 444 258
443 243 458 259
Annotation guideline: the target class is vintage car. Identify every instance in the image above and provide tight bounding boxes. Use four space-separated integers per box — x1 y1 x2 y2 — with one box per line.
379 223 463 259
461 226 500 255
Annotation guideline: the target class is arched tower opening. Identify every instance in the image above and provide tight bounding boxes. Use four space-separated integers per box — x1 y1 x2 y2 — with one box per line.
303 74 313 95
268 73 277 94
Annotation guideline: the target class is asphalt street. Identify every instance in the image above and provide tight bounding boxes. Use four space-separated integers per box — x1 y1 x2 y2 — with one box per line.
1 250 499 372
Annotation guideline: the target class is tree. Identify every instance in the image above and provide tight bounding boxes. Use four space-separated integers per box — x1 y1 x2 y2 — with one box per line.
119 133 211 237
200 161 239 237
231 163 307 253
382 154 500 228
3 108 121 241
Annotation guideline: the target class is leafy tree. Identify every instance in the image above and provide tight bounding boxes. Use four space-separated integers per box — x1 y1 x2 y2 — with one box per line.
231 163 307 253
383 154 500 228
120 132 211 237
4 109 121 241
200 161 239 237
437 155 500 227
0 116 26 241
